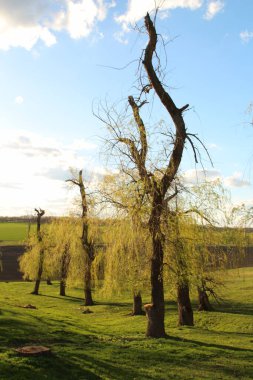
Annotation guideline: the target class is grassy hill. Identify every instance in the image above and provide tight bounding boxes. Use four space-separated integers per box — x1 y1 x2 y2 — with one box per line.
0 267 252 379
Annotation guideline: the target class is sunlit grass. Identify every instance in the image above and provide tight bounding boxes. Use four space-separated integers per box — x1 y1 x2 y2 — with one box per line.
0 268 252 379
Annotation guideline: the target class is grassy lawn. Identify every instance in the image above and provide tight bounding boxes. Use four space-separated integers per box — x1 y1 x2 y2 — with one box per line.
0 223 36 245
0 268 252 380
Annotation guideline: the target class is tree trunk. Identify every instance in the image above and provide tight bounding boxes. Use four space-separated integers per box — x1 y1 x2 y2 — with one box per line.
145 234 166 338
197 287 213 311
46 278 52 285
31 250 44 295
84 259 94 306
60 279 66 297
32 279 41 295
59 246 70 297
31 209 45 295
177 283 194 326
132 291 144 315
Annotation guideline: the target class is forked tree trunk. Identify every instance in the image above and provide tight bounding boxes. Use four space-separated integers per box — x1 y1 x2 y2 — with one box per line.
132 291 144 315
84 258 93 306
144 232 166 338
197 287 213 311
177 283 194 326
67 170 95 306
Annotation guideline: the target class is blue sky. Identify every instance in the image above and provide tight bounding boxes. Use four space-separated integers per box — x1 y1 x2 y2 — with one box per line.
0 0 253 216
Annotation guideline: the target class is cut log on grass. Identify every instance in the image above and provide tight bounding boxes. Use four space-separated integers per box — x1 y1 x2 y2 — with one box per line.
15 346 51 356
23 304 37 309
82 308 93 314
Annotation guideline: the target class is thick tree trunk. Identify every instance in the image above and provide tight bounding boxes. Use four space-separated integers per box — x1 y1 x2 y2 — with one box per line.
59 247 70 297
145 234 166 338
46 278 52 285
132 291 144 315
60 279 66 297
84 259 94 306
197 287 213 311
177 283 194 326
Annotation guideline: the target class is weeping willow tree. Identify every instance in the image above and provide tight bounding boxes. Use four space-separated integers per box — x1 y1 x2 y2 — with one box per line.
66 170 97 306
20 218 50 288
96 10 210 337
163 179 247 315
43 217 81 296
102 218 150 315
98 173 151 315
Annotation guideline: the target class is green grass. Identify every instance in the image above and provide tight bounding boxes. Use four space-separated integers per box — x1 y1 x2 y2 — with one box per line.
0 268 252 380
0 223 36 245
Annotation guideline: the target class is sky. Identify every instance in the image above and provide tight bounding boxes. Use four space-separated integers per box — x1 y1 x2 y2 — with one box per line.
0 0 253 216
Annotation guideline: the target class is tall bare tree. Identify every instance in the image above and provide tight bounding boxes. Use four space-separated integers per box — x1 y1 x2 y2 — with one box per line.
98 12 206 337
66 170 94 305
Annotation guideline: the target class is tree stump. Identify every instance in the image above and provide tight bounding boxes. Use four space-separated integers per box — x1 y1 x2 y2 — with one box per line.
15 346 51 356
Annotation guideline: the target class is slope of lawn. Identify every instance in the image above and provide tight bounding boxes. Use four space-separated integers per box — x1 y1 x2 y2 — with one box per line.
0 268 252 380
0 223 35 245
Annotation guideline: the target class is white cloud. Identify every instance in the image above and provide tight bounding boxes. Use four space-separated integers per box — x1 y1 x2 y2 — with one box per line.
224 172 250 188
208 143 221 150
182 169 251 189
240 30 253 44
113 30 129 45
15 96 24 104
68 138 98 151
0 129 102 215
204 0 224 20
115 0 203 33
0 0 111 51
182 168 221 184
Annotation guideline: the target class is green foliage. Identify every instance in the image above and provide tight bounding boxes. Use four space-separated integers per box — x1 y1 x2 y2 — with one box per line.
19 230 49 281
101 218 150 296
0 268 252 380
163 180 248 301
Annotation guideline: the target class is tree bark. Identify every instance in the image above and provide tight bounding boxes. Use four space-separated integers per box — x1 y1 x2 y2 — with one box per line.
66 171 94 305
145 222 166 337
197 287 213 311
132 291 144 315
60 280 66 297
84 257 94 305
59 246 71 297
177 283 194 326
31 209 45 295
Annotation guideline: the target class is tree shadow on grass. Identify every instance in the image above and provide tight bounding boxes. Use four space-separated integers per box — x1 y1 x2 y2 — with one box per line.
0 314 252 380
165 334 253 353
215 300 253 316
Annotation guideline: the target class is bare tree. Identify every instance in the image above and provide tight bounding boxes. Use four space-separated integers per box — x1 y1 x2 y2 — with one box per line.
31 208 45 295
97 12 207 337
66 170 95 306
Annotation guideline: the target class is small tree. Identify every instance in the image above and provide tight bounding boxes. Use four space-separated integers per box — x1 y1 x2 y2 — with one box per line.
100 173 150 315
20 209 48 293
31 208 45 295
66 170 95 306
45 217 81 296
